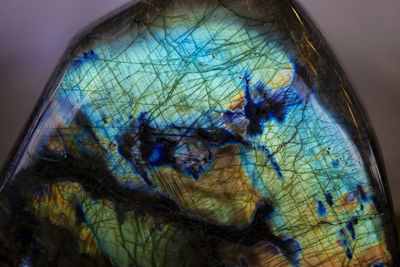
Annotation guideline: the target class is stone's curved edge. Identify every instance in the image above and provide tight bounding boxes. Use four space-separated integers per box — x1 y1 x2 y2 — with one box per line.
290 0 400 260
0 0 145 190
0 52 67 192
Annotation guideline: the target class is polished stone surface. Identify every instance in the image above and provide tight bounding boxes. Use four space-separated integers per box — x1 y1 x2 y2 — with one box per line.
0 0 398 266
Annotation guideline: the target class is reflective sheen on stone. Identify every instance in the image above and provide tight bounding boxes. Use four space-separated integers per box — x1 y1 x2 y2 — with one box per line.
0 0 398 266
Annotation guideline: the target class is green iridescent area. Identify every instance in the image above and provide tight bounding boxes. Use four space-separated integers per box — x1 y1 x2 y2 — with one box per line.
0 0 398 266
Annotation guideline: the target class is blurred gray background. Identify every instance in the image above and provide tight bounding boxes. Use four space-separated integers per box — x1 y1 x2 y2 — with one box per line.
0 1 399 215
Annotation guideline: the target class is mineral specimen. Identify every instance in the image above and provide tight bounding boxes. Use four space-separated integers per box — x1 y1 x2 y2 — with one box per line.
0 0 398 266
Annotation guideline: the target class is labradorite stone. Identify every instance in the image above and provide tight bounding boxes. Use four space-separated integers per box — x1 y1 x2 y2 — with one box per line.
0 0 398 266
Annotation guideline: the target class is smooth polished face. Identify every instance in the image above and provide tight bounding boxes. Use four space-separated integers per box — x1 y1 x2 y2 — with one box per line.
0 0 397 266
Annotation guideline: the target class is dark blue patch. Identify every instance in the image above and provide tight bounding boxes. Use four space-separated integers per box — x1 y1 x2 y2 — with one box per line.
342 239 348 247
360 204 364 211
72 58 83 66
281 238 302 267
242 72 302 136
372 263 385 267
339 229 345 236
325 192 334 206
74 201 88 225
264 203 276 220
332 160 339 167
260 145 283 180
72 49 99 67
346 247 353 260
284 238 301 254
347 191 355 201
148 144 163 165
317 200 327 217
84 49 98 60
346 220 356 240
184 168 201 180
